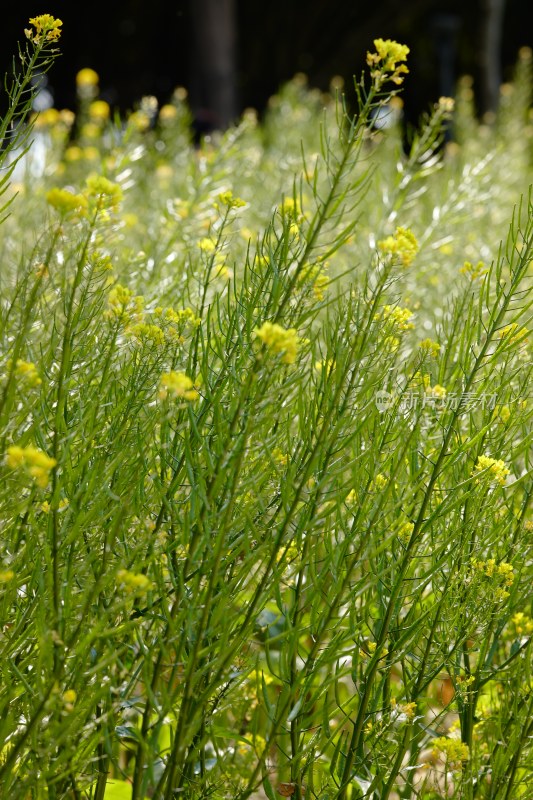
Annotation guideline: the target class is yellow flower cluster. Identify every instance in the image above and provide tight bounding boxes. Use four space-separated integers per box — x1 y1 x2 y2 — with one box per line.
34 108 74 130
153 306 201 330
254 322 301 364
372 473 388 490
360 640 388 659
379 305 415 331
272 448 289 467
128 323 166 347
25 14 62 45
498 322 529 345
105 284 144 325
46 187 88 217
116 569 152 594
217 190 246 210
418 339 441 357
471 558 514 586
391 697 417 721
159 371 199 402
198 238 216 253
297 262 329 301
85 175 123 210
431 736 470 770
378 227 419 266
41 498 69 513
0 570 15 584
10 359 42 388
472 455 510 486
366 39 410 85
397 520 414 543
460 260 487 281
6 445 57 488
279 197 302 219
426 382 447 399
511 612 533 636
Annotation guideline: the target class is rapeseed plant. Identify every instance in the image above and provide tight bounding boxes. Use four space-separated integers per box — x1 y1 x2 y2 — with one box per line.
0 17 532 800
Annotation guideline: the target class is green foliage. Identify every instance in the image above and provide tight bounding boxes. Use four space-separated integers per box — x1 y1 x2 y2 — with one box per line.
0 25 532 800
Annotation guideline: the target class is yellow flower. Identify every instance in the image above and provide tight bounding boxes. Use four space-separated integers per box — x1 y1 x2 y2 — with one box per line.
279 197 302 219
6 445 57 489
105 284 144 325
272 448 289 467
159 104 178 122
85 175 123 210
472 455 510 486
297 262 329 301
159 371 199 402
46 188 88 216
128 110 150 132
498 323 529 345
399 701 417 720
217 190 246 209
366 39 410 84
511 612 533 636
372 473 388 491
65 146 83 162
88 100 110 121
25 14 62 44
378 304 414 331
128 323 166 347
397 520 414 543
378 227 419 266
76 68 99 87
116 569 152 594
460 260 487 280
62 689 77 705
418 339 440 357
34 107 60 128
426 383 447 399
198 238 216 253
11 359 42 388
254 322 301 364
0 570 15 583
431 736 470 770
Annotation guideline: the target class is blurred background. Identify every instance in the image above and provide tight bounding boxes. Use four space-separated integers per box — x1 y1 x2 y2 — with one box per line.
3 0 531 130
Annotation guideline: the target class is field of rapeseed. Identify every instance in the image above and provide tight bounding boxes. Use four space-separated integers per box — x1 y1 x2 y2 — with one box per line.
0 15 532 800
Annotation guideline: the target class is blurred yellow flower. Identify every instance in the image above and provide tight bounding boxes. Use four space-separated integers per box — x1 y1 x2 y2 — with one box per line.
76 68 99 87
159 371 199 402
6 445 57 488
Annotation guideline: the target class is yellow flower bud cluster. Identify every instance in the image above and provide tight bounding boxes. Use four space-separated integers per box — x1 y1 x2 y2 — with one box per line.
216 190 246 210
9 359 42 388
431 736 470 770
25 14 62 45
254 322 301 365
378 227 419 266
418 339 441 358
472 455 510 486
366 39 410 85
105 284 145 325
378 305 415 331
116 569 152 594
46 187 88 217
6 445 57 488
159 371 199 402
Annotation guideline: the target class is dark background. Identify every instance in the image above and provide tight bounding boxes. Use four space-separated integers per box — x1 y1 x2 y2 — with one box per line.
3 1 530 129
